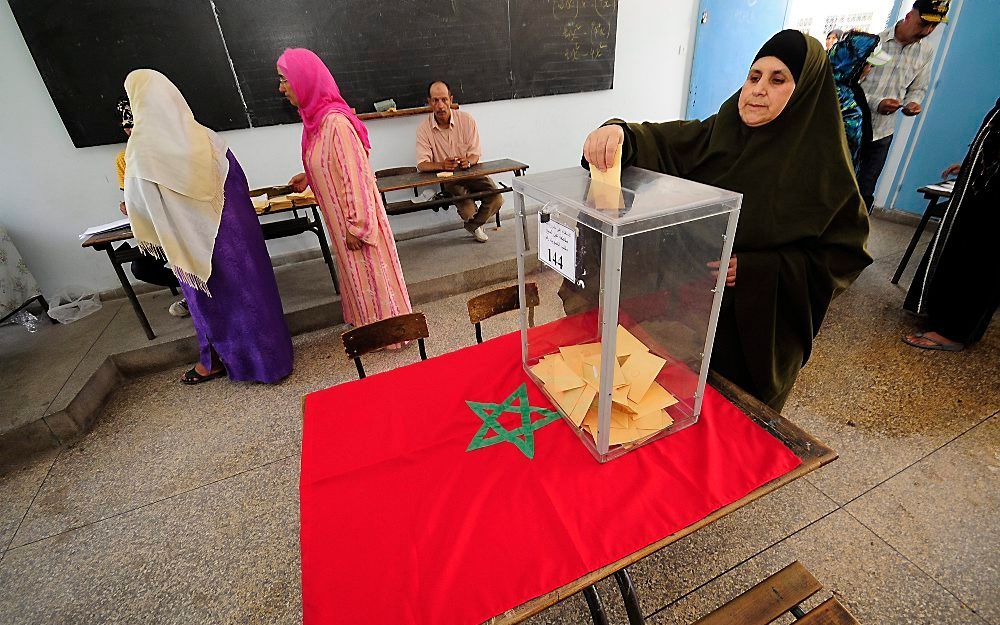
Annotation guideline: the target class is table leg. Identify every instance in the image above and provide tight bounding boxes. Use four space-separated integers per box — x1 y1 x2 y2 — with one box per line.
310 206 340 295
892 196 938 285
614 568 646 625
582 585 610 625
105 245 155 340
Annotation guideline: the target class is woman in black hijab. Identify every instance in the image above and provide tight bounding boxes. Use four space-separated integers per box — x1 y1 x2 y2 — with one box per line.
582 30 872 410
902 98 1000 351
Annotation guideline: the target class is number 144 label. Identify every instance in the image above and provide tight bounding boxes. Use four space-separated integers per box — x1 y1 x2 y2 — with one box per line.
538 215 576 282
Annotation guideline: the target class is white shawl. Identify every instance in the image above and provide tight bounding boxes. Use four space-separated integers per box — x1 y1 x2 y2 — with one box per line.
123 69 229 293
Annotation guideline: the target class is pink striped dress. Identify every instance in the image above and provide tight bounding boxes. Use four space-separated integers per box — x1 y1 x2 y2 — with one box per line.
304 112 412 327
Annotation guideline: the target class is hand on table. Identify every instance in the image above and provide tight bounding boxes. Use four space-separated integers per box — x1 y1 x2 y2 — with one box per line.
941 163 962 179
707 256 737 287
901 102 921 117
119 201 128 216
288 172 309 193
442 158 461 171
583 125 624 172
877 98 902 115
345 232 363 251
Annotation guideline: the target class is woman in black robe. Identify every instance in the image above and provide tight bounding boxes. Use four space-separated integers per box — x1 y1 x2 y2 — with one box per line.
902 98 1000 351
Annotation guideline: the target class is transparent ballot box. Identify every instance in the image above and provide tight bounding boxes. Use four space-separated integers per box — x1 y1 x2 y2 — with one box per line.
512 167 741 462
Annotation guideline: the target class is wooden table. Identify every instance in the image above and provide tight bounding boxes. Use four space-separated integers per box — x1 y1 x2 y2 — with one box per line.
82 201 339 340
376 158 529 226
891 183 952 285
484 371 836 625
300 327 836 625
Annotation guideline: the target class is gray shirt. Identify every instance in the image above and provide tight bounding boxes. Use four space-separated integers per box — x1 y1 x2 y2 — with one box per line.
860 27 935 141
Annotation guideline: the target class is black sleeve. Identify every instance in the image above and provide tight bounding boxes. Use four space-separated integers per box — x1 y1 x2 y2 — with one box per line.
579 120 637 170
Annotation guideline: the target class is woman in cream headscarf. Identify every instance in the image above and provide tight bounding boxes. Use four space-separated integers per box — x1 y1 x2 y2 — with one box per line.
123 69 292 384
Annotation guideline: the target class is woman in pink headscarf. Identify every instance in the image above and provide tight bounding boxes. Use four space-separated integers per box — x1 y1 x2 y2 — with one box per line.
278 48 411 330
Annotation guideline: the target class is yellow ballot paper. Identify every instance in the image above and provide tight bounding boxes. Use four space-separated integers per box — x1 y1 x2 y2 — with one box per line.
550 357 586 393
588 145 625 209
621 351 667 403
568 385 598 427
558 342 602 375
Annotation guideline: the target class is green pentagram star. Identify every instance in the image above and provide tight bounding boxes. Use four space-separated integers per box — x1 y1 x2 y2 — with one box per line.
466 383 562 459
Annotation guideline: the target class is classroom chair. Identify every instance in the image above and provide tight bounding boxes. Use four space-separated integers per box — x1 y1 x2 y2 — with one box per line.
341 312 429 379
466 282 539 344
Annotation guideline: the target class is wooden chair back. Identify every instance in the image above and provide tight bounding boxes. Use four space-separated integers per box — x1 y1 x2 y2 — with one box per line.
692 561 859 625
341 312 430 379
466 283 540 344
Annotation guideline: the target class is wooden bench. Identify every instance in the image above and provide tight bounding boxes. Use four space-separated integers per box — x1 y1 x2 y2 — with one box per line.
691 561 859 625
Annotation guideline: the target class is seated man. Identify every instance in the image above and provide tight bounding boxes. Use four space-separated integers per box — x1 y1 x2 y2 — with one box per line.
115 98 188 317
416 80 501 243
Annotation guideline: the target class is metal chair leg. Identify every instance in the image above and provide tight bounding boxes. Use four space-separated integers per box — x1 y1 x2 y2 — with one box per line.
614 568 645 625
354 357 366 379
583 585 610 625
418 337 428 361
892 196 938 284
475 322 483 344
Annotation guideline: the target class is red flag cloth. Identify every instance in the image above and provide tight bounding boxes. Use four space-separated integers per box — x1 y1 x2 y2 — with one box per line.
301 331 801 625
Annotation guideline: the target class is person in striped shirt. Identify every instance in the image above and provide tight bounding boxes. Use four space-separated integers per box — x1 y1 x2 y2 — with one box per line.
856 0 950 212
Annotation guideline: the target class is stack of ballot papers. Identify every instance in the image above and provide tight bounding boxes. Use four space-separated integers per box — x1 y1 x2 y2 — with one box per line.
252 188 317 214
529 325 678 446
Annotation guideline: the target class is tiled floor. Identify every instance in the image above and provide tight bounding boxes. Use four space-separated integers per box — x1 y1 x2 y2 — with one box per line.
0 217 996 625
0 219 533 443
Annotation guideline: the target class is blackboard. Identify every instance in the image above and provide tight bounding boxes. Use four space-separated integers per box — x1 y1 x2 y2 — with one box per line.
510 0 618 98
10 0 618 148
213 0 514 128
9 0 250 148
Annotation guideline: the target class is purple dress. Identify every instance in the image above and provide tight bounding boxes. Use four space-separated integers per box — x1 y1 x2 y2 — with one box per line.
178 151 293 383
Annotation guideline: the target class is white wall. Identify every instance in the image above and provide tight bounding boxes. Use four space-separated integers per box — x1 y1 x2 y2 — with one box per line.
0 0 697 296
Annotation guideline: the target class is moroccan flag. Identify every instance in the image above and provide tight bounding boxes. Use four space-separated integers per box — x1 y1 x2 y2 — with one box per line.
301 331 800 625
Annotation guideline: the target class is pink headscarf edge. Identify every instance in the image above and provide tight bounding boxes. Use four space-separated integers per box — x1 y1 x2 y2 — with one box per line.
277 48 371 154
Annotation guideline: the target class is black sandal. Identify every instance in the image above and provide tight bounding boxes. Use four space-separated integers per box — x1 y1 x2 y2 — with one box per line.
180 366 227 385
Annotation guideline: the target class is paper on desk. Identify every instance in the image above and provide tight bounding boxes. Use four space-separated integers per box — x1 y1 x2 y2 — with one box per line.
79 218 130 239
926 180 955 193
251 195 269 211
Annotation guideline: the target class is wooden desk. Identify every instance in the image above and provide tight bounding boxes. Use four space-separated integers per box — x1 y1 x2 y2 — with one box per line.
376 158 529 225
82 201 339 340
891 183 952 285
487 371 836 625
300 332 835 625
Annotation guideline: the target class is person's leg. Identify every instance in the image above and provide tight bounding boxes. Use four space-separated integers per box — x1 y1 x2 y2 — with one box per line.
856 135 893 212
443 181 477 227
130 255 180 289
463 176 504 229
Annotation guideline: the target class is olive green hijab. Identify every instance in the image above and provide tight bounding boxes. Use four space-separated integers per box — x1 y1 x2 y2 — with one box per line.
617 30 872 408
